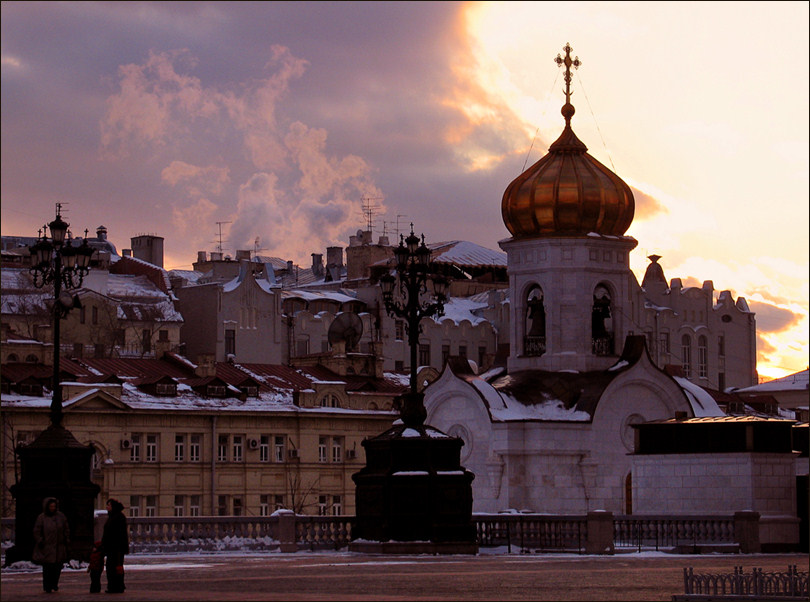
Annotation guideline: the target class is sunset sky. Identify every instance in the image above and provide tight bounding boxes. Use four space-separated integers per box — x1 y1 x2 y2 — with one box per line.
1 2 807 380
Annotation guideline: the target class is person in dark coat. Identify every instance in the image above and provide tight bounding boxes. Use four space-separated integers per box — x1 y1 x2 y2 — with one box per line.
32 496 70 593
101 498 129 593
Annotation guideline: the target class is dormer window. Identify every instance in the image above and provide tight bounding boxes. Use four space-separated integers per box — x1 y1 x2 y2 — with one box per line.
240 385 259 398
207 385 227 398
156 383 177 396
320 394 340 408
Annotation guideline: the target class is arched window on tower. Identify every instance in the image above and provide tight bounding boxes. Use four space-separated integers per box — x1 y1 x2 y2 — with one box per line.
591 284 614 356
524 286 546 357
681 334 692 378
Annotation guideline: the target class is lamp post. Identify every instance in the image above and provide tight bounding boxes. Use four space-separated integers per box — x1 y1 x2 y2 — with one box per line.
379 225 448 426
28 204 94 425
7 204 99 565
350 225 475 554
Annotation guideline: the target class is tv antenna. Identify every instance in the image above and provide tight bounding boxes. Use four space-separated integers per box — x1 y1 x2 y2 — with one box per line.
394 214 408 240
253 236 268 259
361 196 383 232
214 221 231 254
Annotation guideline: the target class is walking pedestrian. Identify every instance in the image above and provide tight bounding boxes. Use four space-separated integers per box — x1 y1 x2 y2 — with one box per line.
32 496 70 593
101 498 129 594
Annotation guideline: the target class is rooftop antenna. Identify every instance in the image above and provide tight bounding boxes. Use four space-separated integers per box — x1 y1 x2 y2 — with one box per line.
253 236 268 259
394 214 407 240
215 221 231 254
361 196 383 233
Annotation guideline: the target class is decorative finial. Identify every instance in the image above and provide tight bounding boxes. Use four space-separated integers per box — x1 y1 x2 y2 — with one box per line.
555 43 581 125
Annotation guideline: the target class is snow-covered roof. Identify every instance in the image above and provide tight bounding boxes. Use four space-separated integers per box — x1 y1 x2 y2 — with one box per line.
672 376 725 417
736 369 809 393
281 289 360 305
433 296 489 326
428 241 506 268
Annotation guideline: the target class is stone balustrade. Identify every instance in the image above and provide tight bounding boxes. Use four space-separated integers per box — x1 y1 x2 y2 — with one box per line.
1 512 755 556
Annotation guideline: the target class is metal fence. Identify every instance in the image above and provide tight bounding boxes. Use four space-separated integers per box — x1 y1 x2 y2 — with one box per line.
613 514 736 552
676 565 808 600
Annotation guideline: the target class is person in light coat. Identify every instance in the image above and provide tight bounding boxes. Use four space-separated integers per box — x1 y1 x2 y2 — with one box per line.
32 496 70 593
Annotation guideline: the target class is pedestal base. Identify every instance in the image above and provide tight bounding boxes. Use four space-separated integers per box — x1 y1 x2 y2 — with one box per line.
351 419 477 554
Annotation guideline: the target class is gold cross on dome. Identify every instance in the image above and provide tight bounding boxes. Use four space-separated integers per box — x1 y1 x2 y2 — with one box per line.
555 42 581 105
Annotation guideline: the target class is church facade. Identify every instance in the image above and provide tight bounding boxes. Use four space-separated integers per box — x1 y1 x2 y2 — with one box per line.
423 44 778 522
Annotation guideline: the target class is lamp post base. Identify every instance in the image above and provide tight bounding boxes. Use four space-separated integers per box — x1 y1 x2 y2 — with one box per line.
9 424 100 564
351 410 477 554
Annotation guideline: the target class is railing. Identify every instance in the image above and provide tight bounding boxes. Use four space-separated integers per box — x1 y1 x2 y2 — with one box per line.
1 513 751 555
614 515 736 552
476 514 586 553
523 336 546 357
675 565 808 600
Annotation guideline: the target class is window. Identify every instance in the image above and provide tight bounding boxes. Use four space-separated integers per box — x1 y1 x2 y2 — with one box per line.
174 435 185 462
156 382 176 396
190 435 201 462
478 346 486 368
207 385 227 397
260 435 270 462
142 329 151 354
332 495 342 516
698 336 708 379
395 360 404 371
159 329 169 342
274 436 285 463
318 495 328 516
217 495 228 516
145 495 157 517
320 394 339 408
79 306 86 324
92 306 98 325
232 497 243 516
419 343 430 366
395 320 405 341
592 285 613 356
274 495 284 511
718 372 726 392
296 339 309 357
659 332 670 357
232 435 244 463
174 495 184 517
145 434 158 462
189 495 201 517
218 435 228 462
318 437 328 463
331 437 343 463
441 345 450 367
260 495 270 516
130 434 141 462
525 286 546 356
681 334 692 378
458 345 467 359
718 334 725 357
225 329 235 356
129 495 141 518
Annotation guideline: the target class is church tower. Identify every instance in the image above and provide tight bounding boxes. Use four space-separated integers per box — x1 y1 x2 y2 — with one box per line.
500 44 638 373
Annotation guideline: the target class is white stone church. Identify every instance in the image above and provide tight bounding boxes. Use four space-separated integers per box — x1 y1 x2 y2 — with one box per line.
423 46 799 550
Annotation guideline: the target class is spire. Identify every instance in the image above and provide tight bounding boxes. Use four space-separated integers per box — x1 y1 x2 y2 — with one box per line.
554 42 581 126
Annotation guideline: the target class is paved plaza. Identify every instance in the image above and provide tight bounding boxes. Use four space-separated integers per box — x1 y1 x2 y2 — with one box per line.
0 552 805 601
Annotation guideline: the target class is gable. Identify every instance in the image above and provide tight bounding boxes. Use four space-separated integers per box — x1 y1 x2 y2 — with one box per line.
64 389 128 411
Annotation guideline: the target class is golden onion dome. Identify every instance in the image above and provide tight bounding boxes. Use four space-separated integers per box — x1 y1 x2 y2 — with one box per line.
502 44 634 238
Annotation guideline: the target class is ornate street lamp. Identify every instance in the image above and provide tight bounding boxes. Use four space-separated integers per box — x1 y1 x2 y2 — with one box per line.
28 204 94 426
379 225 448 426
351 225 475 554
7 204 99 565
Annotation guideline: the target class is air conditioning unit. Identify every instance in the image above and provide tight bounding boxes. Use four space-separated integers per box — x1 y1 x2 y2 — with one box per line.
346 449 357 460
287 449 299 460
248 438 259 450
120 438 132 450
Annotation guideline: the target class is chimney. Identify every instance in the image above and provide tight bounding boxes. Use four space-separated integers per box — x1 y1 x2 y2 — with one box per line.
211 252 223 261
311 253 324 277
236 249 251 261
326 246 344 268
286 260 294 273
96 226 107 241
197 251 207 263
195 353 217 378
122 249 132 257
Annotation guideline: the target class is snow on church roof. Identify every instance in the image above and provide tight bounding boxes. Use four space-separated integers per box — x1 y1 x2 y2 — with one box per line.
433 296 489 326
672 376 725 417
